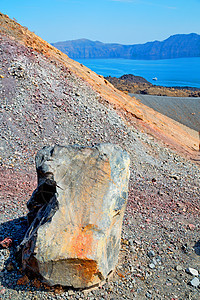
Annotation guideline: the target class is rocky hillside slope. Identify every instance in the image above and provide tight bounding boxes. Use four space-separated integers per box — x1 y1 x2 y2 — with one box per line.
0 13 200 300
51 33 200 59
1 13 198 155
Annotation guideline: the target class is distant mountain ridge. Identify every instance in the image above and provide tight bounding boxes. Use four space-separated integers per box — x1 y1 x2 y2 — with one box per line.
51 33 200 60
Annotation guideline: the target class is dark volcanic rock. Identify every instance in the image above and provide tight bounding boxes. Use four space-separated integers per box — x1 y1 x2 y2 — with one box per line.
106 74 200 97
114 74 151 85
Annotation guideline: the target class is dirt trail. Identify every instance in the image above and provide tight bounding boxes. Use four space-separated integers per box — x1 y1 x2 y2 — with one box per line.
132 94 200 132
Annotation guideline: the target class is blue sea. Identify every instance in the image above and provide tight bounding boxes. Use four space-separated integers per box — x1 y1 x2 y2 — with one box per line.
77 57 200 88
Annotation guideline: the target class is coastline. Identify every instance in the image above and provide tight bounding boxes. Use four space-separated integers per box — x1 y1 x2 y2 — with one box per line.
105 74 200 97
76 57 200 89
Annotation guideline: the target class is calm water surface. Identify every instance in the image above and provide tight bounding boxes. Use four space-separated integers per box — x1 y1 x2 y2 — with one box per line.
77 57 200 88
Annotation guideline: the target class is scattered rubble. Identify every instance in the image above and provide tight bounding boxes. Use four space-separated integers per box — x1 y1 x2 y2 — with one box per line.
0 13 200 300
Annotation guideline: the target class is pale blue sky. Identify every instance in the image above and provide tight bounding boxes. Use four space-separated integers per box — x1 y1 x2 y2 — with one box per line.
1 0 200 44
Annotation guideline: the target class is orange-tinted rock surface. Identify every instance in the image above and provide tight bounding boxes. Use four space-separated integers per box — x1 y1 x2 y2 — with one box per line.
21 144 130 288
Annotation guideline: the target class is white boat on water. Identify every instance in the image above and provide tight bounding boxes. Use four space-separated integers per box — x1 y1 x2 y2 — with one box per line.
152 77 158 81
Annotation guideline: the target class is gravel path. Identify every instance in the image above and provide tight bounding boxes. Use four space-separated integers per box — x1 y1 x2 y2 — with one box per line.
0 34 200 299
130 94 200 132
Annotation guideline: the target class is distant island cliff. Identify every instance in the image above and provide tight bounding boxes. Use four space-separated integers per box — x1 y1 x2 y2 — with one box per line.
51 33 200 60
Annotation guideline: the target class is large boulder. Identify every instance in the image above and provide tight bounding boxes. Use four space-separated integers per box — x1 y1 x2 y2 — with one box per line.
21 144 130 288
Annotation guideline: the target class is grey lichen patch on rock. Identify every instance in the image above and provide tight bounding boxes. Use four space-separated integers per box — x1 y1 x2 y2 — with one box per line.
21 144 130 288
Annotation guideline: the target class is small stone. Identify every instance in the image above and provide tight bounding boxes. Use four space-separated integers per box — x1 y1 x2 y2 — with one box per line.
158 190 163 196
130 245 136 253
147 250 155 258
129 239 134 246
0 261 4 272
190 277 200 287
17 275 29 285
149 263 155 269
0 237 13 248
68 290 75 296
146 292 152 298
175 265 182 271
145 272 150 278
156 256 162 263
187 224 195 230
134 240 141 245
6 262 14 271
170 175 179 180
186 267 198 276
32 278 42 288
122 239 129 246
132 278 136 284
151 258 157 265
0 288 6 294
55 100 62 107
181 244 188 253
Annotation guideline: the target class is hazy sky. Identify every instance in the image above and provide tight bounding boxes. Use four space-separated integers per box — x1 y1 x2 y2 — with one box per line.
1 0 200 44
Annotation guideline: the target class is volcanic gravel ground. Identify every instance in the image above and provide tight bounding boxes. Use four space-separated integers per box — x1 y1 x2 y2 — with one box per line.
0 34 200 299
131 94 200 132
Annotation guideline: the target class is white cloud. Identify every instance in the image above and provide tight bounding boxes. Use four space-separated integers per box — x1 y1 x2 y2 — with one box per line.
110 0 135 2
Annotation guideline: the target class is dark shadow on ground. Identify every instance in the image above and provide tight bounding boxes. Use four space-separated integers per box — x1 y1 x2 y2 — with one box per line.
0 217 28 246
0 217 51 293
194 240 200 256
0 218 82 294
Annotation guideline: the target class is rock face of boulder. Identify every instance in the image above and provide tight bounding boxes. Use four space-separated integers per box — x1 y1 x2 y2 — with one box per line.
21 144 130 288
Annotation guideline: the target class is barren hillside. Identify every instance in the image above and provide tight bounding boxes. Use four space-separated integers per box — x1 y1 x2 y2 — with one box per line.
0 13 200 300
0 13 199 157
